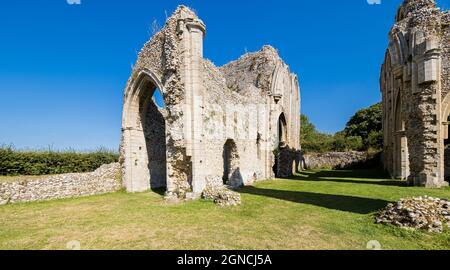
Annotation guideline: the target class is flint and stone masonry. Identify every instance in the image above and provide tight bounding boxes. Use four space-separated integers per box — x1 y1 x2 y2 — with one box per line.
381 0 450 187
120 6 302 198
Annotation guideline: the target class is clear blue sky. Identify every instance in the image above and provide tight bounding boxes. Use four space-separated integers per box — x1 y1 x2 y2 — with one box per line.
1 0 449 150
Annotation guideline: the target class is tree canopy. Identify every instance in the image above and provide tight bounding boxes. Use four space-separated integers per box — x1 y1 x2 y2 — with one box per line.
301 102 382 153
344 103 382 140
300 115 334 153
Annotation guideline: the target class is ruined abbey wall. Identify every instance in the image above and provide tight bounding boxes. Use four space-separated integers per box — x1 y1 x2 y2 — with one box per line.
121 6 301 197
381 0 450 187
0 163 121 205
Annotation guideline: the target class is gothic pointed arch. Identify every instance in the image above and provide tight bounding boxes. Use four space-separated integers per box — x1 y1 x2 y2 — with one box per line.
121 68 168 192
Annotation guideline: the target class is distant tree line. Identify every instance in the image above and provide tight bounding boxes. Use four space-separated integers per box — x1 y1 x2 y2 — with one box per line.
301 103 383 153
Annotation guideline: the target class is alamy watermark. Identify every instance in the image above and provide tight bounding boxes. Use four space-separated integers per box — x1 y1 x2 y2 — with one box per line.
366 240 382 250
67 0 81 5
367 0 382 5
66 240 81 250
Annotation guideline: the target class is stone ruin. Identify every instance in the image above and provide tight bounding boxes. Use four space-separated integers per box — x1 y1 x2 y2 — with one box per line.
120 6 301 199
7 2 450 208
380 0 450 187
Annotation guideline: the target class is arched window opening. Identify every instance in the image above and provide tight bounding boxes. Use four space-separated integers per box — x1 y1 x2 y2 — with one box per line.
152 88 166 109
223 139 243 187
278 113 288 145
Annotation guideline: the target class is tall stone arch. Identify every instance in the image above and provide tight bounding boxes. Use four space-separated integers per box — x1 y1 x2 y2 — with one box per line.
440 93 450 181
120 6 206 195
121 69 167 192
290 75 301 150
441 93 450 140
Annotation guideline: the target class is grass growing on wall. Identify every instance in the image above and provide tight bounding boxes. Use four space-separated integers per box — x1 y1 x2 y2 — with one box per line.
0 145 119 176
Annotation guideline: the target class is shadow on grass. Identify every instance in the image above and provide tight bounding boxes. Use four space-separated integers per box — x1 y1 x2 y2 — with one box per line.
239 186 388 214
293 170 406 187
151 188 166 196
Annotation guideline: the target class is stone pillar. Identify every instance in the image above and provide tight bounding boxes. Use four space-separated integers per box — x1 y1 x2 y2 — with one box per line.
264 96 274 179
407 35 448 187
394 131 409 180
179 17 207 194
400 135 410 179
122 127 150 192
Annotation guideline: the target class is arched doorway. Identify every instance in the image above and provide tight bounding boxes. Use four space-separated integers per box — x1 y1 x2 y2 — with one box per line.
223 139 242 187
393 92 409 180
444 115 450 182
273 113 288 176
122 70 168 192
441 94 450 184
142 86 167 190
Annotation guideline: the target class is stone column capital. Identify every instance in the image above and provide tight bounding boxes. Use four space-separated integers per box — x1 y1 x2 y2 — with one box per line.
184 18 206 36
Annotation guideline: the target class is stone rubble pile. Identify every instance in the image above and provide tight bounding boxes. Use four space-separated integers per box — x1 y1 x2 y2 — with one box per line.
376 196 450 233
202 181 241 207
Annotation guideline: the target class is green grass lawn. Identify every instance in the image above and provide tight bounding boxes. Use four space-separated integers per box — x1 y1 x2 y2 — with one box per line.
1 169 450 250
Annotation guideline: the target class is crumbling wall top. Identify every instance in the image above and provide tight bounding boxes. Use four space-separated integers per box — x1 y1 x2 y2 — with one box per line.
203 59 249 105
396 0 437 22
219 45 288 100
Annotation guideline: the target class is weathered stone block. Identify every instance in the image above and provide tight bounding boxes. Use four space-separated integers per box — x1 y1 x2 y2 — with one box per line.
418 58 438 84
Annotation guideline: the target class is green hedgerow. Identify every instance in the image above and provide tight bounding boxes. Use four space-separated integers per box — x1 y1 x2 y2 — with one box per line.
0 145 119 176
